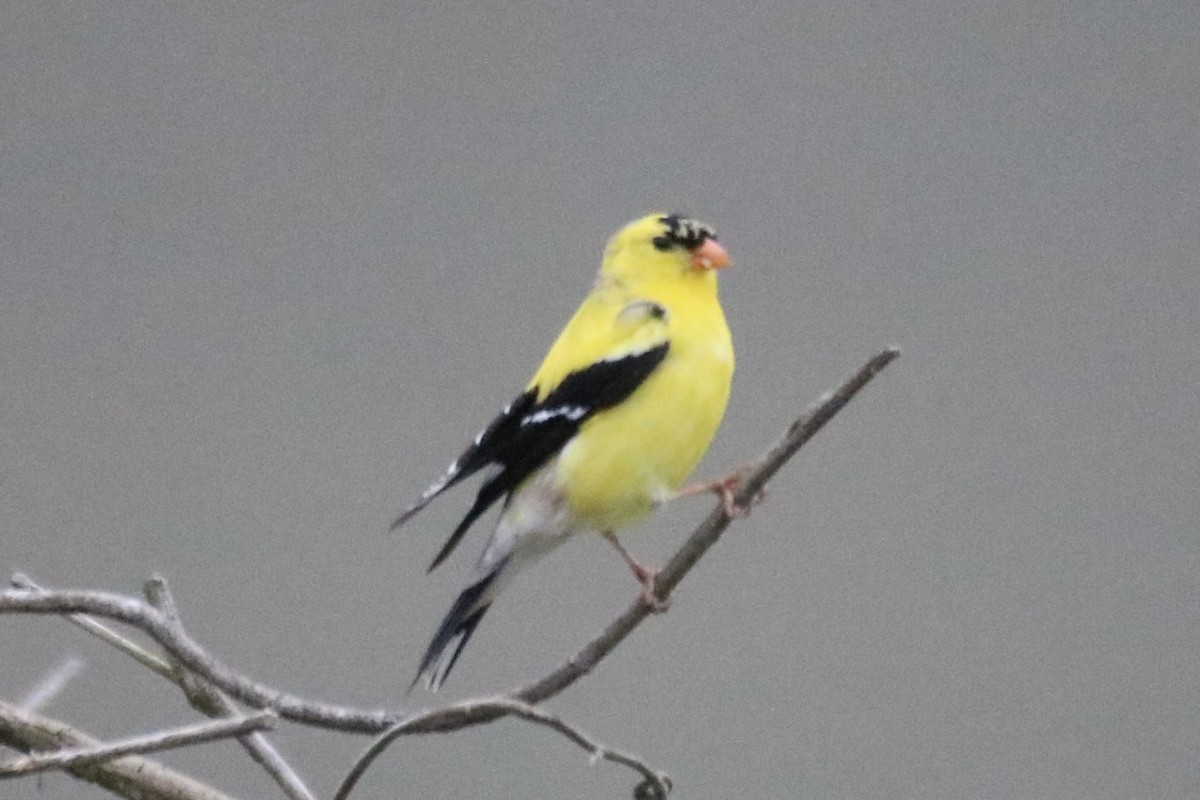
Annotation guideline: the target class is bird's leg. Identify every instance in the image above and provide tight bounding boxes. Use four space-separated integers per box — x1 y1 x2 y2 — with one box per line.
601 531 670 613
675 464 767 519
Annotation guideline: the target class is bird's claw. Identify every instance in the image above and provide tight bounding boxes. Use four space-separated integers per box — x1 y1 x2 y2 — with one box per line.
630 564 671 612
721 482 767 519
680 466 766 519
639 581 672 614
642 591 671 614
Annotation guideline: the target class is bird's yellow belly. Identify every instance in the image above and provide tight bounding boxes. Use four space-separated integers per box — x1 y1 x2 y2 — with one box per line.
556 337 733 531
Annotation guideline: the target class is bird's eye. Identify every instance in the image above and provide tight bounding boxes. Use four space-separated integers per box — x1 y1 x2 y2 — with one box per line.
652 235 673 252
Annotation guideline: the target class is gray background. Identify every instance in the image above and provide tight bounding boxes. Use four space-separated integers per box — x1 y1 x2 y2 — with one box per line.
3 2 1198 798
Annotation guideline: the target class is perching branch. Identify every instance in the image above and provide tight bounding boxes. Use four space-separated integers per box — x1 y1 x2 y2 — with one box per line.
0 347 899 799
333 347 900 798
515 346 902 704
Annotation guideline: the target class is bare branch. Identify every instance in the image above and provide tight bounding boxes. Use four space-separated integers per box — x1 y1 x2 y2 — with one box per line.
13 573 175 679
0 710 276 778
10 574 317 800
143 574 319 800
516 346 902 704
492 699 672 800
19 655 85 712
1 582 403 731
333 696 671 800
0 700 240 800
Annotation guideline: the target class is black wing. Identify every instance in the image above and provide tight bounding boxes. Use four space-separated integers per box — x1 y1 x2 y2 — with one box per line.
393 342 670 572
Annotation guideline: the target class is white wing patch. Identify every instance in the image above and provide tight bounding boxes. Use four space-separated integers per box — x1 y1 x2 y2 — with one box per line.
520 405 588 426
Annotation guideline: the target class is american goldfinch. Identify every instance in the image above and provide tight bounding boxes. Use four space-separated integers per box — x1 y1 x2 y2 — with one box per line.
394 212 735 690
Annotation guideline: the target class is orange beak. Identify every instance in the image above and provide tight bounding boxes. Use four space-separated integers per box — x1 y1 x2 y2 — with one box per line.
690 238 730 271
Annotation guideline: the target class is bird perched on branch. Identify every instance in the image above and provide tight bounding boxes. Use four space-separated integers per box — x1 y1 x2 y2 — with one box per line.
394 212 737 690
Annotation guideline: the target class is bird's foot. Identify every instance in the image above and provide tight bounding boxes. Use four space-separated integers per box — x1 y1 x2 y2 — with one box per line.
676 466 766 519
631 564 671 614
640 585 671 614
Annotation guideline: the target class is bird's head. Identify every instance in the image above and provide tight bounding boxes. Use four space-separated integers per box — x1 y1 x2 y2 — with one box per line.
599 213 730 286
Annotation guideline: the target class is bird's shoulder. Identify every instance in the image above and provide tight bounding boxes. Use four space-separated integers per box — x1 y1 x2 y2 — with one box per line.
527 282 671 399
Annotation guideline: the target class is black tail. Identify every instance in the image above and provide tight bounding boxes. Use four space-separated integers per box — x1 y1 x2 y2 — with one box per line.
411 564 504 692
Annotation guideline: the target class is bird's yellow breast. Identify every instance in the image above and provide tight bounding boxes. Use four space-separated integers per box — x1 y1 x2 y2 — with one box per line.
555 275 733 531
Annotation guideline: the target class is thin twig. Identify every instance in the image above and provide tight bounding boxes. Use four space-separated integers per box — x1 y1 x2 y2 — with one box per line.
0 700 237 800
495 699 672 800
332 697 670 800
12 573 174 679
19 655 85 712
0 710 276 777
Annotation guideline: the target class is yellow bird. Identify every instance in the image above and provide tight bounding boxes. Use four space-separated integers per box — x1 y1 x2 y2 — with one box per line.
394 213 736 690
